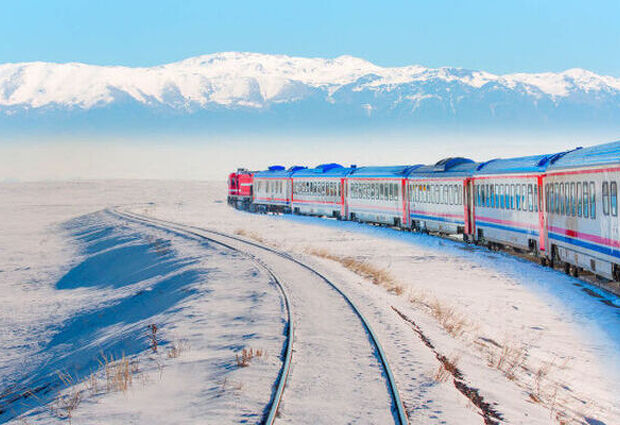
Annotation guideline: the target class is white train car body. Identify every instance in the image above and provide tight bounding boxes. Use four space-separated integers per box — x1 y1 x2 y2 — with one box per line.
470 154 560 253
545 142 620 280
346 166 418 226
291 164 351 218
407 158 476 235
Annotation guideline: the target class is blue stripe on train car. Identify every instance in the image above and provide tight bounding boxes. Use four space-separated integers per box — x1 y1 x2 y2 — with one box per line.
549 233 620 259
475 220 538 236
410 213 464 225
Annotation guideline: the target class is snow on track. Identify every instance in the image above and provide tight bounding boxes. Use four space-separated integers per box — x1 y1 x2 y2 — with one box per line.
116 209 406 425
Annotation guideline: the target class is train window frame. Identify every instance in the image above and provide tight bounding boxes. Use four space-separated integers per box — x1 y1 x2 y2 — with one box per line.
521 184 526 211
510 184 514 209
611 181 618 217
528 184 533 212
534 184 539 212
602 181 610 216
590 182 596 219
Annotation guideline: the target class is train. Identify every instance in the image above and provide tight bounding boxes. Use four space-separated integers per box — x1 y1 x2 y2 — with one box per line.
228 141 620 282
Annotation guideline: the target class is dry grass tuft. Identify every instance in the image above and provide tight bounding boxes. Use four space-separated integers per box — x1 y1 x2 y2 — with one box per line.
167 340 190 359
306 247 404 295
428 299 469 338
235 348 265 368
98 353 139 393
432 354 460 383
493 342 528 381
234 229 269 245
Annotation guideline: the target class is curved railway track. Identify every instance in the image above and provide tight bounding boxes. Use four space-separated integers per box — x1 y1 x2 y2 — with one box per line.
111 208 409 425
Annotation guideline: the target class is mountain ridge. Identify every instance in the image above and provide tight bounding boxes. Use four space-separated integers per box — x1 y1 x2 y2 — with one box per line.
1 52 619 133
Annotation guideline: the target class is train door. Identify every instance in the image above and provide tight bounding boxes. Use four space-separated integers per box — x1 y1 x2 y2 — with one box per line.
537 175 546 254
464 178 475 240
401 178 409 228
340 178 347 218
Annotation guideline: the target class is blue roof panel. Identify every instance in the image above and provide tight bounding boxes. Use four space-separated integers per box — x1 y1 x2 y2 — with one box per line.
409 158 478 177
548 141 620 170
474 152 564 175
254 165 307 178
293 163 353 178
349 165 423 178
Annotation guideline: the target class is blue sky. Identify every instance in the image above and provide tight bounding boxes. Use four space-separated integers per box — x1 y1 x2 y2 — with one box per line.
2 0 619 75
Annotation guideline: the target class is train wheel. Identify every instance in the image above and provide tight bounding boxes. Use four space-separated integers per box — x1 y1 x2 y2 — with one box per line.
563 262 571 275
540 257 548 267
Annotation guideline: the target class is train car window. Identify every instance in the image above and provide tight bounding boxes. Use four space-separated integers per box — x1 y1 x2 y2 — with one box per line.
577 182 582 217
560 183 566 215
388 183 393 201
520 184 525 211
489 185 494 208
379 183 384 201
590 182 596 219
611 182 618 216
395 183 399 201
509 184 514 209
564 183 569 215
583 182 589 218
498 185 503 209
602 181 610 216
545 184 549 212
528 184 533 212
569 182 575 216
534 185 538 212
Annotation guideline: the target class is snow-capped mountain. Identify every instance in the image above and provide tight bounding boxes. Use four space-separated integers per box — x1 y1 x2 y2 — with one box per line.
1 52 619 129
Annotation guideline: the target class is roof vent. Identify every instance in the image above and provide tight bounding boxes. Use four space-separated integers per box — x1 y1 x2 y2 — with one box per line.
288 165 307 172
315 163 344 173
268 165 285 171
433 157 474 171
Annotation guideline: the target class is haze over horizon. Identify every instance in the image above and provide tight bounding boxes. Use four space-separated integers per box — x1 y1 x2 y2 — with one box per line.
1 1 618 181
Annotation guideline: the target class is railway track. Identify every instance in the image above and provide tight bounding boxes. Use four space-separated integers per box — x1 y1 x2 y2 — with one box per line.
111 208 409 425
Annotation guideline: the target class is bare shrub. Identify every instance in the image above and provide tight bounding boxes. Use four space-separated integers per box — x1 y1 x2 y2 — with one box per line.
147 324 159 353
51 371 82 424
51 389 81 424
235 348 265 368
307 247 403 295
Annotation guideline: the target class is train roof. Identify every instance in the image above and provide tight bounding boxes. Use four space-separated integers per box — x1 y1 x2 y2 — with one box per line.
473 152 570 175
254 165 307 178
408 157 478 177
348 165 423 178
547 140 620 170
292 163 353 178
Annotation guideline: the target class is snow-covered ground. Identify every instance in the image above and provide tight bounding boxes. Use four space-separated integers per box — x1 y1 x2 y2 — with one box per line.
1 180 618 424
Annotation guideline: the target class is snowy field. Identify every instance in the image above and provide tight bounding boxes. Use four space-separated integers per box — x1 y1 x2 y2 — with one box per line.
1 180 619 425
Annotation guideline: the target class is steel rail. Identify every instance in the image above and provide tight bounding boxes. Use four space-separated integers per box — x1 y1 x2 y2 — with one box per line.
112 208 409 425
109 209 292 425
